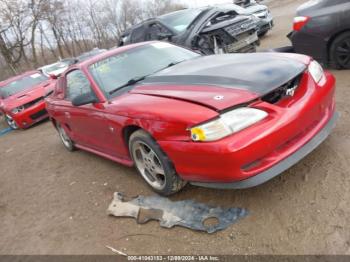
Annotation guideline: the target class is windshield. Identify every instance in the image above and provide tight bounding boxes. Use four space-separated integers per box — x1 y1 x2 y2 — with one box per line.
89 42 200 96
0 73 48 99
78 49 106 62
159 9 203 33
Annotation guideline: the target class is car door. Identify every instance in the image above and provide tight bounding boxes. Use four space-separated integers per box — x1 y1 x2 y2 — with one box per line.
62 69 112 153
146 22 173 41
130 25 147 43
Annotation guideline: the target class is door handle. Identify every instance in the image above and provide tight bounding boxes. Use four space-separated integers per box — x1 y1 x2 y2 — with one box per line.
64 112 71 119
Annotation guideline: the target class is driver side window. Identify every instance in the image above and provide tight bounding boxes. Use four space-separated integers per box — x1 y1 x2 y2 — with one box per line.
65 70 93 101
146 23 171 40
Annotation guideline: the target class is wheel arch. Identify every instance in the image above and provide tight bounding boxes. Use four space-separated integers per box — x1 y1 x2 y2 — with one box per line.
50 117 58 129
122 125 142 150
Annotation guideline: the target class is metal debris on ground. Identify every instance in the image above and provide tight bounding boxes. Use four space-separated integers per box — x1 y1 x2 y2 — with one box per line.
105 245 128 256
107 192 248 234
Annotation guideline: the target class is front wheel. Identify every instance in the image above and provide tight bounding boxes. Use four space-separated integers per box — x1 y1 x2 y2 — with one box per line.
129 130 186 196
330 32 350 69
258 30 268 38
57 123 75 151
5 114 19 130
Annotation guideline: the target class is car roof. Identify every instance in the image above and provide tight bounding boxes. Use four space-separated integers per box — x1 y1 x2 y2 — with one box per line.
123 7 210 36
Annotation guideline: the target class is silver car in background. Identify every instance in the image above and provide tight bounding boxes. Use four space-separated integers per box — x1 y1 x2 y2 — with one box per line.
234 0 274 37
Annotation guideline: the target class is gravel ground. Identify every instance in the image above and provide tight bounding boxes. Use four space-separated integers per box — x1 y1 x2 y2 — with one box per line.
0 0 349 255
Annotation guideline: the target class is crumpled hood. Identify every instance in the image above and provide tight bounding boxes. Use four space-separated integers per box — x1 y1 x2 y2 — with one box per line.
1 81 53 110
131 53 308 111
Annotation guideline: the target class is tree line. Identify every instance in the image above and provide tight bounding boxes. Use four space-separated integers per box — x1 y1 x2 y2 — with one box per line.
0 0 185 80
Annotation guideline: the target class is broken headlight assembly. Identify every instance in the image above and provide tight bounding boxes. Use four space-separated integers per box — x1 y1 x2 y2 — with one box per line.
190 107 268 142
11 105 25 114
308 60 325 84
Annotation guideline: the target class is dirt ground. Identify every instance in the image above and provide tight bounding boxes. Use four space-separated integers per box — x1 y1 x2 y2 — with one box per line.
1 0 350 255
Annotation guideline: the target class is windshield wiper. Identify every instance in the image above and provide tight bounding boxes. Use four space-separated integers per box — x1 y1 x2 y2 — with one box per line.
108 62 184 95
153 61 183 74
109 75 147 95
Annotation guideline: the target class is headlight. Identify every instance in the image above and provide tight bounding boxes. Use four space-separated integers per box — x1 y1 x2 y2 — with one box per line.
254 10 268 18
11 105 24 114
190 108 268 142
308 60 325 84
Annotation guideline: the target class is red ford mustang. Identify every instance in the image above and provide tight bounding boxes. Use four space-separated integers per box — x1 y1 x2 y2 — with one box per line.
0 71 55 129
46 41 337 195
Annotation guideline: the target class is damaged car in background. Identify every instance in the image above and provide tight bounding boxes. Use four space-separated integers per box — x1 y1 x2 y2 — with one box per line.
46 42 337 196
119 5 260 54
234 0 274 37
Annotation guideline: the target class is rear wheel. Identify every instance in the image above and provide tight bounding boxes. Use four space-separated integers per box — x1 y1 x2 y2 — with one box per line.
57 123 75 151
330 32 350 69
129 130 186 195
5 114 19 130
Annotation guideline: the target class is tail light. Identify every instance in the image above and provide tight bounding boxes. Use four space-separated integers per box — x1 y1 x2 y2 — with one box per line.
293 16 310 31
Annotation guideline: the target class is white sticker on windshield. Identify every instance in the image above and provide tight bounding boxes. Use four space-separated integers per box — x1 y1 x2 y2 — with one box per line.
30 73 42 78
151 42 172 49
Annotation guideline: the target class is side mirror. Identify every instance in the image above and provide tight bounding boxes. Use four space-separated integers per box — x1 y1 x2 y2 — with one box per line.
72 92 98 107
49 74 58 80
157 32 173 40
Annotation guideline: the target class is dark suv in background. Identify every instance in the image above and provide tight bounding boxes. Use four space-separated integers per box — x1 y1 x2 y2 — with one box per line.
119 6 260 54
288 0 350 69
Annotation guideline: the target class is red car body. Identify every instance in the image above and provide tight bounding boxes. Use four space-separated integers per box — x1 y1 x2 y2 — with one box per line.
0 71 55 129
46 42 337 191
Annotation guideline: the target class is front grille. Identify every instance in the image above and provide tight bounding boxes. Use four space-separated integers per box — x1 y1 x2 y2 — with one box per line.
30 109 47 120
224 19 257 36
223 31 258 53
23 97 44 109
235 31 254 41
262 74 303 104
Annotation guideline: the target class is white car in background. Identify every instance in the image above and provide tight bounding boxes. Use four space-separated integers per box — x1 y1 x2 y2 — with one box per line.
38 58 76 77
234 0 274 37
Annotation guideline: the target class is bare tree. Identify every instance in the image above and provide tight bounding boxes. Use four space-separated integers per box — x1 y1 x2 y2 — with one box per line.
0 0 188 80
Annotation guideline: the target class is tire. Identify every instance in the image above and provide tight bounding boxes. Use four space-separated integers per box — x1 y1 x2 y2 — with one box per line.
330 32 350 69
56 123 75 152
129 130 186 196
5 114 19 130
258 30 268 38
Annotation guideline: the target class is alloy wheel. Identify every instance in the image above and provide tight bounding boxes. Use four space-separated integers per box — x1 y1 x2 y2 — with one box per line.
58 124 72 149
335 38 350 68
5 114 18 130
131 141 166 190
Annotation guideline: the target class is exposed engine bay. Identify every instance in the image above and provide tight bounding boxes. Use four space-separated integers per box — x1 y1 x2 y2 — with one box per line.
119 5 260 55
193 11 259 54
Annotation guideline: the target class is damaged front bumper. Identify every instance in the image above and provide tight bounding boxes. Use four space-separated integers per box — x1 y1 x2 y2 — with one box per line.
197 17 259 54
224 31 259 53
256 13 274 35
159 71 336 188
191 111 338 189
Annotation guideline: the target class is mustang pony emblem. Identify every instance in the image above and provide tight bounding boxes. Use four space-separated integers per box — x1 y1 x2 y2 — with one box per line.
286 85 298 97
